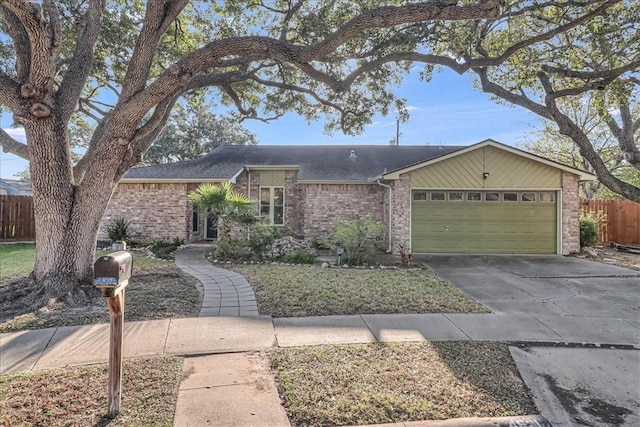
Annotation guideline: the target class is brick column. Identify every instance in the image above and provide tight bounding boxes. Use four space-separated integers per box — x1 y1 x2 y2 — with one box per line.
561 172 580 254
391 174 411 253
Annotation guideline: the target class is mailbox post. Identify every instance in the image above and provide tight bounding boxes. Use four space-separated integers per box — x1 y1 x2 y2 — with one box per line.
94 251 133 418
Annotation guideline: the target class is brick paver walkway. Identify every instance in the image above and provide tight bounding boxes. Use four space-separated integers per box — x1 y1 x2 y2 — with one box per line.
174 245 259 317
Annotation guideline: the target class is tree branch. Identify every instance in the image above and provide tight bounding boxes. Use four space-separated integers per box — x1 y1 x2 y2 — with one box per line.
0 70 21 110
1 0 57 89
541 59 640 80
55 0 106 124
612 103 640 169
537 71 640 199
476 67 552 119
279 0 305 41
131 95 179 156
0 3 30 81
120 1 502 123
42 0 61 49
119 0 190 101
0 128 29 160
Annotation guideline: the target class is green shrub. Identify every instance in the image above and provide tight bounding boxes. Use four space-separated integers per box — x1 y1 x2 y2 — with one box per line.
246 221 277 260
106 217 131 242
149 240 180 260
281 250 315 264
210 239 249 261
579 217 598 247
317 219 384 265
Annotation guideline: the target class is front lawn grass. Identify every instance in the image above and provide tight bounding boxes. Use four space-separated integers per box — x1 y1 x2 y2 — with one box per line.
0 243 36 280
0 356 183 426
231 265 487 317
0 245 202 332
271 342 537 426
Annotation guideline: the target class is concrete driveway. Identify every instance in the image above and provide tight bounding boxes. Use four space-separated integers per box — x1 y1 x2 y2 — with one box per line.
417 254 640 426
416 255 640 320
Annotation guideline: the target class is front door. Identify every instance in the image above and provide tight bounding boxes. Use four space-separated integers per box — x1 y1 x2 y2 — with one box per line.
206 212 218 239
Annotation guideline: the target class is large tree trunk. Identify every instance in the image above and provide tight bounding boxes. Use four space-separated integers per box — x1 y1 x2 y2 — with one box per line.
27 121 118 306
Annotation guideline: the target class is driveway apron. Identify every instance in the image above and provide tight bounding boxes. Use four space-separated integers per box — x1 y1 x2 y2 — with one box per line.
174 245 259 317
416 254 640 319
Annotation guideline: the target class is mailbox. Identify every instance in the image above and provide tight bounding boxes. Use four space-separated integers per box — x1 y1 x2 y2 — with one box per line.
94 251 133 297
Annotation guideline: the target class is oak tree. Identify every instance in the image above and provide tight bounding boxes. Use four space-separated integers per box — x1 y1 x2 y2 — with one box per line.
407 0 639 199
0 0 502 306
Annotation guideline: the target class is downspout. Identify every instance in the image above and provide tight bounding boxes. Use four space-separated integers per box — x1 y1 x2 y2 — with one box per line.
376 179 394 253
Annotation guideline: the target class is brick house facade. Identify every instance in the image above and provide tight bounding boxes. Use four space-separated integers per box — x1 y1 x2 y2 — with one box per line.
102 140 594 254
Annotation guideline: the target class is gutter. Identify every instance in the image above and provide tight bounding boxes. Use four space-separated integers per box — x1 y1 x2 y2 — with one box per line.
376 179 394 253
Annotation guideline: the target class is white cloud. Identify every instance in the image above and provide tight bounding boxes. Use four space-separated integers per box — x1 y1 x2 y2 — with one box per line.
3 127 26 140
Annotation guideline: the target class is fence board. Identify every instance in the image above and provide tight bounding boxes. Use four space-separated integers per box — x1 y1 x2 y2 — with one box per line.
0 195 36 240
580 199 640 245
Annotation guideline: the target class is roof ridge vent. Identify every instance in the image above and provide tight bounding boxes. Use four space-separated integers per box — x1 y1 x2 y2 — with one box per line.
349 149 356 158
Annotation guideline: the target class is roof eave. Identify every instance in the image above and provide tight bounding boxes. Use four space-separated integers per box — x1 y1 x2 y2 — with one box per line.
382 139 597 181
120 178 229 183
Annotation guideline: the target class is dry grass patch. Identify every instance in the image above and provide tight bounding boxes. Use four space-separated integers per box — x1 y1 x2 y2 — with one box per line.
231 265 487 317
0 356 183 426
271 342 537 427
0 249 202 333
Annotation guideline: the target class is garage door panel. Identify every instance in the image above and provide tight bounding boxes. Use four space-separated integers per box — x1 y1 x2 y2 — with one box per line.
411 191 557 254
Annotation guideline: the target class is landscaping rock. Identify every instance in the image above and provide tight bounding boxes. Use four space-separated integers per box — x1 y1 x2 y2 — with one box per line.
582 246 598 258
268 236 317 258
321 262 329 269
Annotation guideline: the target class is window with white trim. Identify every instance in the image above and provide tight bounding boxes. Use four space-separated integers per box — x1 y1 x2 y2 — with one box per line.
260 187 284 225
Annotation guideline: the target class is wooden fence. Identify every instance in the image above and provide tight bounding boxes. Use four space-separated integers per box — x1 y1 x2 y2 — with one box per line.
0 195 36 240
580 199 640 245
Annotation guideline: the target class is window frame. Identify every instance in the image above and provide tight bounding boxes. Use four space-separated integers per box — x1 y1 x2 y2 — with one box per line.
259 186 285 226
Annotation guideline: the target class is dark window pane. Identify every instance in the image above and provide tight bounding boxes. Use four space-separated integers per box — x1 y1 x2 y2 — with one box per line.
467 192 481 201
504 193 518 202
449 192 463 201
485 192 500 202
431 192 445 201
413 191 427 201
273 188 284 205
273 206 284 225
192 210 199 232
522 192 536 202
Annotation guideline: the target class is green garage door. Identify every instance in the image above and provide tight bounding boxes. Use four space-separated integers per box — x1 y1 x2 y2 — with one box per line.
411 190 557 254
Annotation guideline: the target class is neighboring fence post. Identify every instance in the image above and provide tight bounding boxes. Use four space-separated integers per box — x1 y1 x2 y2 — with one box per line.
581 199 640 245
0 195 35 240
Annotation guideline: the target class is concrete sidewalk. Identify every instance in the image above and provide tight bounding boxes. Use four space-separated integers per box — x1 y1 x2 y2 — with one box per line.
2 312 638 375
2 314 637 426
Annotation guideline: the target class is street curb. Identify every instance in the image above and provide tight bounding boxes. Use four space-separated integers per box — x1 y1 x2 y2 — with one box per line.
353 415 551 427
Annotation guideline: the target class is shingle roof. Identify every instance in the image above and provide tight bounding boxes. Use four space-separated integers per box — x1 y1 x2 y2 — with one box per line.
124 144 465 182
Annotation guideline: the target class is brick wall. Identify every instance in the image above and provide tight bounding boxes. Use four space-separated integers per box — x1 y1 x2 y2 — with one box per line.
102 183 190 242
298 183 386 242
562 172 580 254
390 174 411 253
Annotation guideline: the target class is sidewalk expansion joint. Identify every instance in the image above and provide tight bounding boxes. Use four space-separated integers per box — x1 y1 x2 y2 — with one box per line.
180 382 255 392
527 313 566 342
441 313 473 341
31 326 59 370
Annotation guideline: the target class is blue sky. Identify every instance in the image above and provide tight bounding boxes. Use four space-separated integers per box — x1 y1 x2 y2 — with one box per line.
0 68 540 179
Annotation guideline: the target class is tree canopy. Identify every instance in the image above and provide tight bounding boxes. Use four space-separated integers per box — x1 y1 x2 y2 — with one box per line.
143 104 257 164
0 0 637 302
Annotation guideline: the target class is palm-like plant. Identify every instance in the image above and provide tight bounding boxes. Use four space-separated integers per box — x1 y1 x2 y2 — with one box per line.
189 182 256 243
